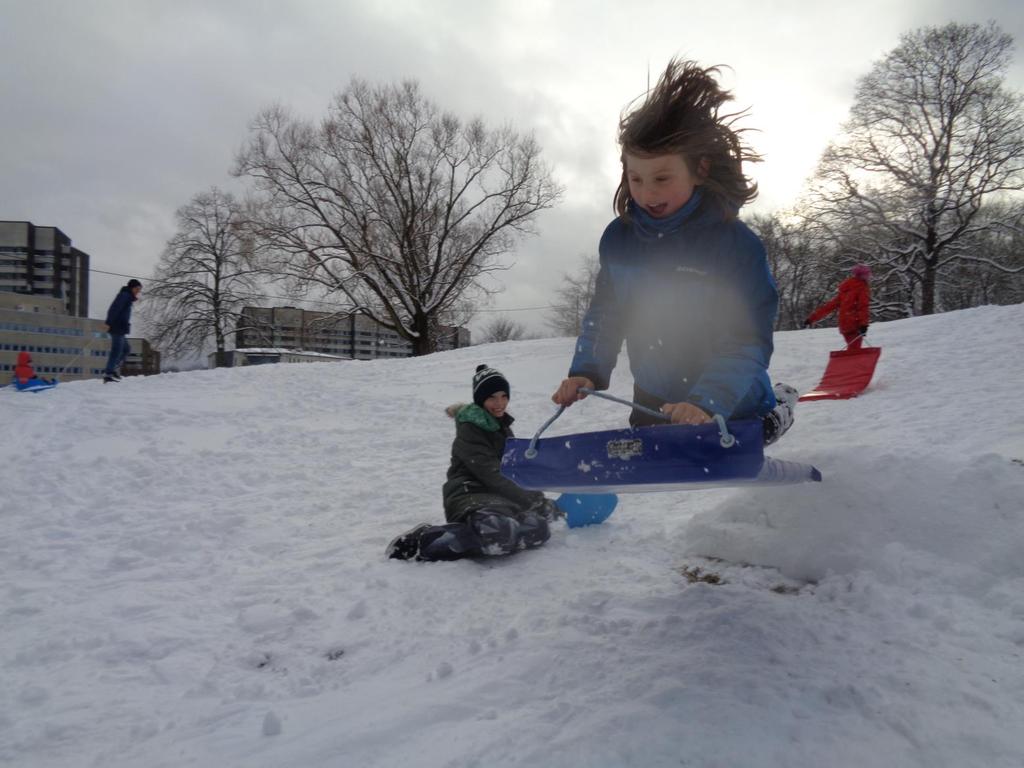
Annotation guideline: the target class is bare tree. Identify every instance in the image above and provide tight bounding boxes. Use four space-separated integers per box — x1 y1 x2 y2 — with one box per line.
145 188 263 364
942 199 1024 308
479 314 526 344
801 22 1024 315
546 254 600 337
234 79 562 355
746 213 830 330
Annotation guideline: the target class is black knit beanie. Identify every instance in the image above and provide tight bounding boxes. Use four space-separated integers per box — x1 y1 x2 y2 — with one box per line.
127 279 142 290
472 364 510 406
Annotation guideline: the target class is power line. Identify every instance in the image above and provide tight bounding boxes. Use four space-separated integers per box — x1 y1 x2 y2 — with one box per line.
87 265 574 314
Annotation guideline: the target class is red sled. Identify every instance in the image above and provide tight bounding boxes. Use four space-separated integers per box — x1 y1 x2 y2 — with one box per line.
799 345 881 402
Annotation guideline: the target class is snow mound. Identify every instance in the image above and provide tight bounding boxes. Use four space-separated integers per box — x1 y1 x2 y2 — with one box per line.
2 303 1024 768
684 451 1024 590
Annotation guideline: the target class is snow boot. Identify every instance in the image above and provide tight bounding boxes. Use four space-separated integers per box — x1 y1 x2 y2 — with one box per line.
516 512 551 549
530 497 565 523
416 523 483 561
763 383 798 445
103 374 120 384
385 523 432 560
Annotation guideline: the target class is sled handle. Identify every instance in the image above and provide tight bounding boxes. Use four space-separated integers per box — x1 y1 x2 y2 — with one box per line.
713 414 736 448
580 387 735 447
523 387 736 458
524 406 567 458
578 387 669 423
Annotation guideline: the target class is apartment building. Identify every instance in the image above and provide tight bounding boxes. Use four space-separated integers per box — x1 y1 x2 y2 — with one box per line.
0 221 90 317
123 337 162 377
235 306 470 361
0 293 108 382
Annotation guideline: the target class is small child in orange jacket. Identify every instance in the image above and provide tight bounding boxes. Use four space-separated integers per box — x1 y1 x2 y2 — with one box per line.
805 264 872 349
14 351 39 384
12 351 56 389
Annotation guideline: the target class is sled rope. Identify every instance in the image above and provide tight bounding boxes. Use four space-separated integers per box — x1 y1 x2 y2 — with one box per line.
524 387 735 459
842 333 872 351
55 334 102 379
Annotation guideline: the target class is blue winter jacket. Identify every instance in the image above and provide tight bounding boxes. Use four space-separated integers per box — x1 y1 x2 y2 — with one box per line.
105 287 136 335
568 196 778 420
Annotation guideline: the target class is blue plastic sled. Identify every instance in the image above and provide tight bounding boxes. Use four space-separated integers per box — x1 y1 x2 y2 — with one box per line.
12 378 58 393
503 420 821 495
557 493 619 528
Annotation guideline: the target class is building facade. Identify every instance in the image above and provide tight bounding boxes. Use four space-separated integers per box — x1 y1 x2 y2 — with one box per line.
437 324 472 351
235 306 470 361
0 293 108 382
0 221 90 317
123 337 162 377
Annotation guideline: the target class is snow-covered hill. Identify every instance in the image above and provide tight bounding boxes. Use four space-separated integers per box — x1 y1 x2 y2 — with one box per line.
2 304 1023 768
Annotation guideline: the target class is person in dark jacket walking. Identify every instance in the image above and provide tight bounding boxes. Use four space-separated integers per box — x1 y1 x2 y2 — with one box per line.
103 279 141 383
804 264 872 350
387 365 563 561
550 60 797 444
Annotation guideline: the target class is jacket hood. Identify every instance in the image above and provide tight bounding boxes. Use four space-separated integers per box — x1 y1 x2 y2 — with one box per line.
16 351 31 365
445 403 470 419
445 402 510 432
851 264 872 280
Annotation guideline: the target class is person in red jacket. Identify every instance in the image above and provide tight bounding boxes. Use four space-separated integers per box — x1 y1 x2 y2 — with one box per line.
804 264 872 349
12 351 55 388
13 351 36 384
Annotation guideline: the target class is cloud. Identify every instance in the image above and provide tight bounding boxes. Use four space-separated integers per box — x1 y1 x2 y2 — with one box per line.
2 0 1022 336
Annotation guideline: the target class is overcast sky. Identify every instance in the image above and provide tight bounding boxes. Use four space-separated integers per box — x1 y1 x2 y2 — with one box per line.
2 0 1022 338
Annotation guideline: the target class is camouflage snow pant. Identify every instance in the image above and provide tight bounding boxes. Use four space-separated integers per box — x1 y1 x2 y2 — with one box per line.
417 494 550 561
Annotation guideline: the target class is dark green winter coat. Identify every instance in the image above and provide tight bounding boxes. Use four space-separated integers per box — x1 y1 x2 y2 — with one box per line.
441 403 544 523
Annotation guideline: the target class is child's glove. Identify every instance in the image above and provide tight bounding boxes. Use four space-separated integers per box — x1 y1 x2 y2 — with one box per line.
530 497 565 522
802 319 812 328
859 325 869 336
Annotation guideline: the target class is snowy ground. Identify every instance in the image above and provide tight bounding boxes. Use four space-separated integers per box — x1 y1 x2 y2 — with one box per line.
2 304 1023 768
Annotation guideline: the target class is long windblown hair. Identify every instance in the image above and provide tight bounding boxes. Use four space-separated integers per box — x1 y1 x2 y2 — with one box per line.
615 59 761 220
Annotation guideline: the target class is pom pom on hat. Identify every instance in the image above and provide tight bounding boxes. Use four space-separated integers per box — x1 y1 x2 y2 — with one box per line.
851 264 872 279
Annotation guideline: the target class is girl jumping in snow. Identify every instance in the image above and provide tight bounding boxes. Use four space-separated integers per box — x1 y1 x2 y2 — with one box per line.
551 59 796 443
387 364 562 561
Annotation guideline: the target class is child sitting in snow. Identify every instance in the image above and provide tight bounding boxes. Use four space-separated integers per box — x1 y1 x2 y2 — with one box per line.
12 351 56 390
387 364 562 561
550 59 797 443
